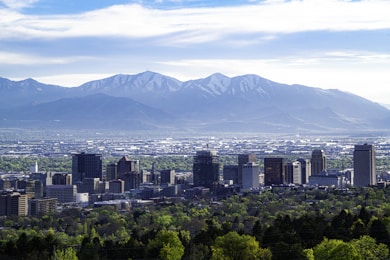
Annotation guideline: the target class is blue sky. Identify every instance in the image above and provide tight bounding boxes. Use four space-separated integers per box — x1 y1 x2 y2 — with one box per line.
1 0 390 104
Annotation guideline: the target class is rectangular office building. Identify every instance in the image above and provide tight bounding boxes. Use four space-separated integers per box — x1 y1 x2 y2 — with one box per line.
354 144 376 187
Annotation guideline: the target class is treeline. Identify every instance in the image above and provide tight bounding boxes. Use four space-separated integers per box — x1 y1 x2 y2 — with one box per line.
2 155 390 173
0 155 238 173
2 187 390 259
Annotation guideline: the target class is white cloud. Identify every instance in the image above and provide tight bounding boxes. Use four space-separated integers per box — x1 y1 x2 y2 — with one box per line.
323 51 390 63
1 1 390 41
0 0 39 9
0 51 94 65
32 73 115 87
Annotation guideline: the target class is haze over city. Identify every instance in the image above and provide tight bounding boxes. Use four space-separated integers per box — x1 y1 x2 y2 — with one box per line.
1 0 390 104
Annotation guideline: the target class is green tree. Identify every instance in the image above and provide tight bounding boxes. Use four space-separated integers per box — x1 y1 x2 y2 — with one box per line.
369 219 390 246
211 231 272 260
327 209 355 241
252 220 263 244
55 247 78 260
303 248 314 260
351 219 369 239
185 243 211 260
78 236 100 260
313 238 361 260
157 214 173 228
146 229 185 260
262 215 304 259
350 235 389 260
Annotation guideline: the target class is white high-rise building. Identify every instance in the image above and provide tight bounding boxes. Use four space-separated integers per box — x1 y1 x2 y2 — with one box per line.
242 162 260 191
30 161 38 173
292 161 302 185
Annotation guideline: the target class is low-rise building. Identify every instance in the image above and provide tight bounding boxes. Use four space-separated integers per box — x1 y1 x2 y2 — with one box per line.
46 185 77 203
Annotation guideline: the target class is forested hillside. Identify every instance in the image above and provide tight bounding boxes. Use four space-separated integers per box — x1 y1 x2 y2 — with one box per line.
1 187 390 259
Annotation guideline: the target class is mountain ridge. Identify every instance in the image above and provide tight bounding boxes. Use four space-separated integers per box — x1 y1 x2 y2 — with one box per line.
1 71 389 133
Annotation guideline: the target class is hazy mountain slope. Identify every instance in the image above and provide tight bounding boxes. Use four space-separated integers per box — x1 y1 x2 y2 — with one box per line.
0 77 70 108
1 71 389 133
3 94 175 130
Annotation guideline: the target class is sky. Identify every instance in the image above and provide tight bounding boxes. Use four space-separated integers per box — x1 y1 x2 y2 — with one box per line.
1 0 390 104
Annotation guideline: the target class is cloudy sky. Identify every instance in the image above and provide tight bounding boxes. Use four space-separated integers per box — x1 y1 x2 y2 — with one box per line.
1 0 390 103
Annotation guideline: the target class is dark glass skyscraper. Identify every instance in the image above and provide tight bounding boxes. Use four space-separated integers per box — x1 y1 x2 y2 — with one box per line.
223 165 239 184
311 149 326 175
160 169 176 185
264 157 285 186
354 144 376 187
117 156 140 190
106 163 118 181
193 150 220 189
72 152 102 184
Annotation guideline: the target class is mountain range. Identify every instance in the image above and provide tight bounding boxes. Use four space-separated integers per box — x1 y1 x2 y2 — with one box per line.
1 71 389 134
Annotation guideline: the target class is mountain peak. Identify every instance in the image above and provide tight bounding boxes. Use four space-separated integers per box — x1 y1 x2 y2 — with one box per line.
1 71 389 133
186 72 232 95
78 71 182 94
205 72 229 79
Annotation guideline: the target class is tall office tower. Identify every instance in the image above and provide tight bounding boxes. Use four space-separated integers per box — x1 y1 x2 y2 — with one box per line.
264 157 286 186
0 179 12 190
223 165 239 184
297 159 311 184
52 173 72 185
30 161 38 173
142 170 154 184
285 163 293 184
32 181 44 199
17 180 44 199
238 153 257 185
117 156 140 177
77 178 100 194
286 161 302 185
117 156 140 190
46 172 54 186
0 191 28 217
193 150 220 189
122 172 141 190
72 152 102 184
354 144 376 187
109 179 125 194
106 163 118 181
160 169 176 185
29 198 57 216
242 162 260 191
150 162 157 183
345 170 354 185
311 149 326 175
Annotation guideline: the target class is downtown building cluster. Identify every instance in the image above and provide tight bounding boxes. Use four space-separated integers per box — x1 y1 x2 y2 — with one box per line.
0 143 378 217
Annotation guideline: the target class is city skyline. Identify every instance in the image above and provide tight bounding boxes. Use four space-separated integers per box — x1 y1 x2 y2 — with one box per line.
0 139 386 207
1 1 390 104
